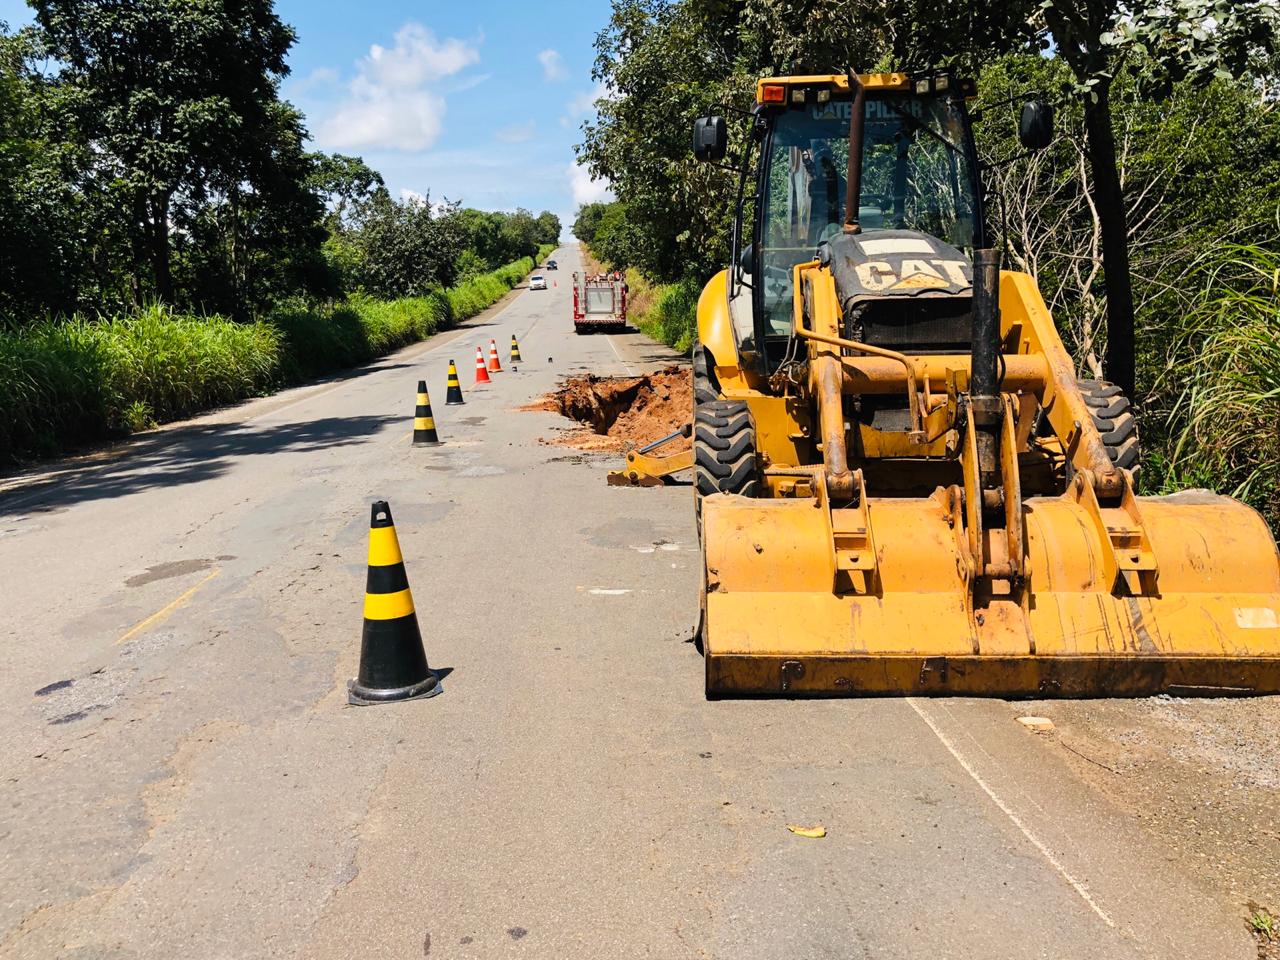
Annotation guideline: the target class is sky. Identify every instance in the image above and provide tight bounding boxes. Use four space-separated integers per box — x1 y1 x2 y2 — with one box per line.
0 0 616 235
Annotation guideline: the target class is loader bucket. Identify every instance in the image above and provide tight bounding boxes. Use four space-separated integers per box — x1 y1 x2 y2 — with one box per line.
701 489 1280 697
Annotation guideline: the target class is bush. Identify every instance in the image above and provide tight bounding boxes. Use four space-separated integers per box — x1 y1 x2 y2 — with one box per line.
0 253 540 462
633 276 700 354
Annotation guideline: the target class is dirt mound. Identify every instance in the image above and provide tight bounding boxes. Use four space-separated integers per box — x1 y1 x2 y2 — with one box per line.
526 366 691 452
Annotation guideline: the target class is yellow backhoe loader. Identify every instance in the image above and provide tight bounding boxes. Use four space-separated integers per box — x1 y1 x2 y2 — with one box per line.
690 70 1280 697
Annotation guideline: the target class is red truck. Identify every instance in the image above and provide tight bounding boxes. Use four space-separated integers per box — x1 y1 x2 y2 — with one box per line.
571 272 627 334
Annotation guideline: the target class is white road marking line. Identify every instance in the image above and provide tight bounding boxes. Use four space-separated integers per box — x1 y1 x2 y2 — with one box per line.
906 697 1116 927
588 588 632 596
606 334 636 375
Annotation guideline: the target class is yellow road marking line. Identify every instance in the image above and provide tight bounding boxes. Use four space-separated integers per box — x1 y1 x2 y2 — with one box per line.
906 698 1116 927
116 568 221 645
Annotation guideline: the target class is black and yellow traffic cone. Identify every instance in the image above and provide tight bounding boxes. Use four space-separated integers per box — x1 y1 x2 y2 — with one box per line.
510 335 524 364
349 501 441 705
445 360 464 405
413 381 441 446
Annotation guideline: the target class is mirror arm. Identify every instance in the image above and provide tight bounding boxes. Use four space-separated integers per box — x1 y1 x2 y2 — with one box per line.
970 89 1050 121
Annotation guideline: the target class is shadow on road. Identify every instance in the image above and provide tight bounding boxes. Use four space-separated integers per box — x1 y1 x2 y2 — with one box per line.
628 349 690 364
1 413 400 514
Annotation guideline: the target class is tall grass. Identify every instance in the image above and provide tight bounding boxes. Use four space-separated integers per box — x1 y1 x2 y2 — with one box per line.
0 251 546 462
625 268 700 354
1147 243 1280 531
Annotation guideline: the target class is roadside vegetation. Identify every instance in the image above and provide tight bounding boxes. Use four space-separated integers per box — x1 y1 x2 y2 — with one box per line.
0 4 559 462
0 249 551 459
571 1 1280 532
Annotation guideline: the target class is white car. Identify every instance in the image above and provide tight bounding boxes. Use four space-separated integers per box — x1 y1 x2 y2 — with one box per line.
529 275 547 290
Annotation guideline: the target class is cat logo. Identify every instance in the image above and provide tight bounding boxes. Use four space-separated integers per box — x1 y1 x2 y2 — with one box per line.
854 259 970 293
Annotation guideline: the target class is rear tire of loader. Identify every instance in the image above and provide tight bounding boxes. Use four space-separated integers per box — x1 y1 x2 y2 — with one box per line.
1078 379 1140 473
692 344 719 404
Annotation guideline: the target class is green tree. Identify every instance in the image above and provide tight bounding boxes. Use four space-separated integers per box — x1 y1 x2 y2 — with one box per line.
589 202 647 271
572 202 610 244
456 207 505 266
535 210 562 245
0 22 125 322
497 207 542 260
308 152 385 230
32 0 301 302
349 190 466 298
1039 0 1280 395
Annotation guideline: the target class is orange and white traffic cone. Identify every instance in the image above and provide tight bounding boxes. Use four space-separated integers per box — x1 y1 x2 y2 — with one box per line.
487 339 503 373
474 346 492 384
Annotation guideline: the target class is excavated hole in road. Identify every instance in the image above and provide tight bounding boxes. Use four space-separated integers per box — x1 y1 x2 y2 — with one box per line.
525 366 692 453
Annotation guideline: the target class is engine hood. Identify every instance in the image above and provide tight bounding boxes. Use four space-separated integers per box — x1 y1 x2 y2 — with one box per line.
823 229 973 312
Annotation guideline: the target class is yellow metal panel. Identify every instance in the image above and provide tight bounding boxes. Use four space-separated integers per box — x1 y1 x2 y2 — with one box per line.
695 269 761 395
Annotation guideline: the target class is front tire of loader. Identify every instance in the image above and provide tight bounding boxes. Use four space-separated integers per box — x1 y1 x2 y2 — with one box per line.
1078 379 1140 473
694 400 759 501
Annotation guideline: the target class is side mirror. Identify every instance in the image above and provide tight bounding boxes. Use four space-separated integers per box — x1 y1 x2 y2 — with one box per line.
693 115 727 162
738 242 753 275
1018 100 1054 151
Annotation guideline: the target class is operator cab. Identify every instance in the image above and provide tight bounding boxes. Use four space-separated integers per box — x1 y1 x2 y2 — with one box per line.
707 72 987 370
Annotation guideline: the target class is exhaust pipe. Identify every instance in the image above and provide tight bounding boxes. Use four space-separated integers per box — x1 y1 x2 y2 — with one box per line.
969 248 1002 484
843 71 866 235
970 248 1001 406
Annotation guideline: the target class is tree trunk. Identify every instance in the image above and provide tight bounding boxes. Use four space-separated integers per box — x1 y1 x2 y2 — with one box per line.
149 193 173 301
1082 79 1136 398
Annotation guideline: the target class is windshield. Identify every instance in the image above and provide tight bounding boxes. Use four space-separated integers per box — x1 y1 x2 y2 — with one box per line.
757 93 978 338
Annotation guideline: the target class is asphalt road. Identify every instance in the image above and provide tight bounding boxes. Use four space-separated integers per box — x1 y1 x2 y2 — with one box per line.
0 245 1257 959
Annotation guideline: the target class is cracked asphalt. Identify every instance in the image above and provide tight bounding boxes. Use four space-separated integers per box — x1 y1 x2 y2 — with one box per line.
0 245 1263 959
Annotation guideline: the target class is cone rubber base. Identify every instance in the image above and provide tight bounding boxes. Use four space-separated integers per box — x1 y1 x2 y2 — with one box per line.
348 671 442 705
413 438 443 447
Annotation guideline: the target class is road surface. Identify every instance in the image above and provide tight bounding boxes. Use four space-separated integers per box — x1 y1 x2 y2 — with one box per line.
0 245 1259 959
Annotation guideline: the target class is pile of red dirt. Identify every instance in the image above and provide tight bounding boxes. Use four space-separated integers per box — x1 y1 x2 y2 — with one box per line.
524 366 692 453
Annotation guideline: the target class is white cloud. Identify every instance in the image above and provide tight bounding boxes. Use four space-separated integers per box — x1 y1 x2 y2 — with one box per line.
538 48 567 82
568 161 613 206
496 120 536 143
361 24 479 90
316 23 481 152
565 82 607 118
289 66 341 96
401 188 428 206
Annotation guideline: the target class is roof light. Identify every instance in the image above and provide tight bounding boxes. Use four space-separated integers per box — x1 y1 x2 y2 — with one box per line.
935 75 950 92
816 88 831 103
790 88 806 104
761 84 786 104
914 77 932 95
